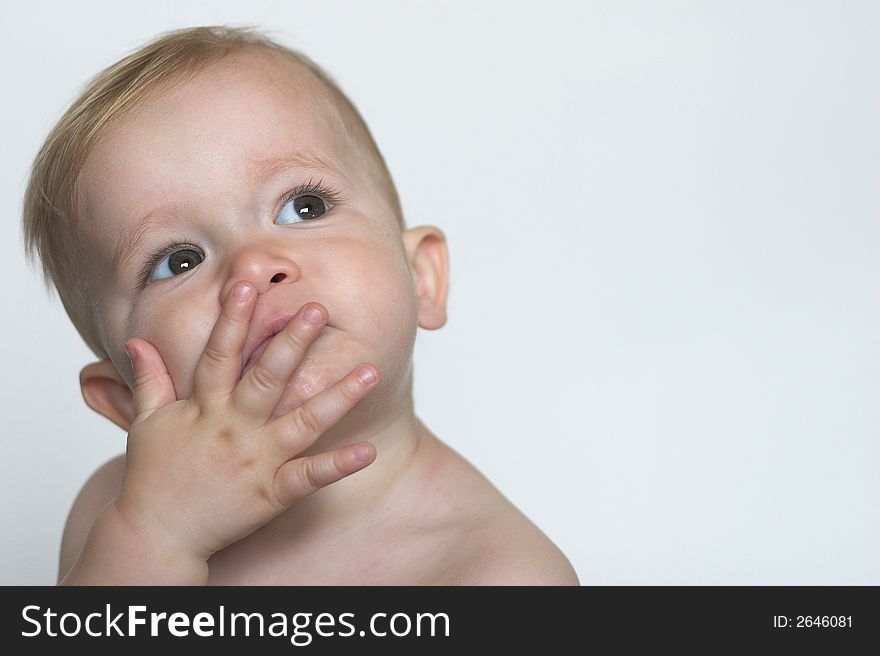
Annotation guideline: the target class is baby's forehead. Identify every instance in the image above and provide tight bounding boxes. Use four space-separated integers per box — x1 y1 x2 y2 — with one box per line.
213 49 335 109
106 50 372 183
178 50 353 145
84 55 360 189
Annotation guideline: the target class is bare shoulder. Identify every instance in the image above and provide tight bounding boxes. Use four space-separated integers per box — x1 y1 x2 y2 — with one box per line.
414 438 579 586
449 513 581 586
58 453 126 583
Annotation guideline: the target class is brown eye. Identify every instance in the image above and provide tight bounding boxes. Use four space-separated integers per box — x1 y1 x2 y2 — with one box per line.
149 247 204 283
278 194 329 224
168 249 203 275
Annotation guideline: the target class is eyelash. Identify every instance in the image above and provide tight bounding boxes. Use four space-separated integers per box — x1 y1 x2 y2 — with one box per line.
135 179 344 289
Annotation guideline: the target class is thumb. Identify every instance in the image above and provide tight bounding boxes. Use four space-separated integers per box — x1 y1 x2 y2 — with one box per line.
124 338 177 423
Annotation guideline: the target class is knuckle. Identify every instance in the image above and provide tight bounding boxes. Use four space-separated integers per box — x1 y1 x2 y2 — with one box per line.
131 369 154 390
293 404 322 437
215 424 238 444
303 460 324 491
201 342 230 367
281 325 310 352
259 481 284 513
234 455 258 474
331 450 348 476
247 364 278 396
339 376 364 403
182 399 203 422
289 460 320 494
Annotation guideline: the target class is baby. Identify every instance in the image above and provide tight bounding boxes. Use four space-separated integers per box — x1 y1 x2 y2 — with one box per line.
23 25 578 585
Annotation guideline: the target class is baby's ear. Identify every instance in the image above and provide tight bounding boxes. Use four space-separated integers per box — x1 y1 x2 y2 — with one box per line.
79 359 134 431
402 225 449 330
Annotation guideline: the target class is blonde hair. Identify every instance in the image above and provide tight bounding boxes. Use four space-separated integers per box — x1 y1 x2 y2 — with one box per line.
22 24 403 360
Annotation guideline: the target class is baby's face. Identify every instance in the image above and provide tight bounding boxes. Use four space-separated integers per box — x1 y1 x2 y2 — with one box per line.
78 50 423 421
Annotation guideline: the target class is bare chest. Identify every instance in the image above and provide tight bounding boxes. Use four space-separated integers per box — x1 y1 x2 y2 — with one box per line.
206 523 464 586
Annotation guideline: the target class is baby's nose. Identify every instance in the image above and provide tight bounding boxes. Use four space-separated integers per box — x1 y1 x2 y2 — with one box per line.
222 250 301 299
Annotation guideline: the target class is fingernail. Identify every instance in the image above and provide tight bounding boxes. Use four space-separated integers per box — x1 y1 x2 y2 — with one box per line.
354 444 373 462
232 283 253 301
357 366 377 385
303 305 325 326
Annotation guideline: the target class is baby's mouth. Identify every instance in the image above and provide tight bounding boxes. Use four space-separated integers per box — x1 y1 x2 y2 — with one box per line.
240 323 332 378
241 337 273 377
241 314 295 378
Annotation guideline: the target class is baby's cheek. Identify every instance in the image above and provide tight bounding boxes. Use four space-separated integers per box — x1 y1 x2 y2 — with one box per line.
129 301 217 399
346 249 419 352
334 264 418 418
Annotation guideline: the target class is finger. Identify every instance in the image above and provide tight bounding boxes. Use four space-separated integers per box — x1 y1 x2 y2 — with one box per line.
192 282 256 402
232 303 328 419
125 338 177 423
272 442 376 507
270 364 379 457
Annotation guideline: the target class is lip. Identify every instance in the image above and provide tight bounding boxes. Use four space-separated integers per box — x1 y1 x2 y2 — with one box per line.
241 313 296 377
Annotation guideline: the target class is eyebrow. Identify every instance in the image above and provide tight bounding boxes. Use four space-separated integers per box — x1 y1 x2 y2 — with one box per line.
112 149 343 279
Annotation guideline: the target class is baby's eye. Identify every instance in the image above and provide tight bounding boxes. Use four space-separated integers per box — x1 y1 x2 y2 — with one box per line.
276 193 330 225
149 247 204 283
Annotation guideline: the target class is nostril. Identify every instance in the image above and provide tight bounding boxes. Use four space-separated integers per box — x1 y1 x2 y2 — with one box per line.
270 272 287 283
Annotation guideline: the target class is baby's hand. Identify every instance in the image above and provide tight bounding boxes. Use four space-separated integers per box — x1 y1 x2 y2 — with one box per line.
107 282 377 581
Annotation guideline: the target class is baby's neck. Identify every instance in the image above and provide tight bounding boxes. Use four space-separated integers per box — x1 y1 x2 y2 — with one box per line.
204 390 443 583
261 394 433 537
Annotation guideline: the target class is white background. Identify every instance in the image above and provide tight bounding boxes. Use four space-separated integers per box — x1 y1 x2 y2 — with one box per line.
1 0 877 585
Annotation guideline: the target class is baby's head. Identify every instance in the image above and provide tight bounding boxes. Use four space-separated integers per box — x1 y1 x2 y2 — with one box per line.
23 25 448 431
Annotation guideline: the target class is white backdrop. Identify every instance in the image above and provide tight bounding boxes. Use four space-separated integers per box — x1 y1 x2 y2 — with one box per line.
1 0 877 585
